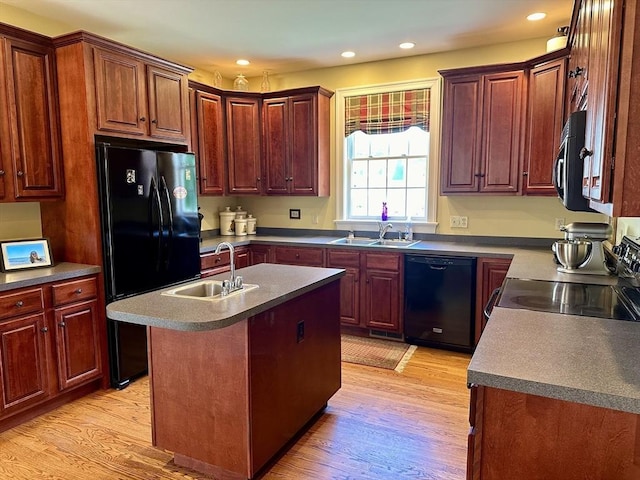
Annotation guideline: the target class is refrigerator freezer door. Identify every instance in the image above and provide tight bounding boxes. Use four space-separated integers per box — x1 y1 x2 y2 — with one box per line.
156 152 200 285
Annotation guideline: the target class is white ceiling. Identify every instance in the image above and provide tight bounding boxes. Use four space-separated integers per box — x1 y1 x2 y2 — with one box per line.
1 0 574 77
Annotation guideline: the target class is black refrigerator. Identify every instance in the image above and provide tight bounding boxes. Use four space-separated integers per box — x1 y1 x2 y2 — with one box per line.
97 144 200 388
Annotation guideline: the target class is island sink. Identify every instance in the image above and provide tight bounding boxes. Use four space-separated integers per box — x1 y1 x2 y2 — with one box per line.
163 280 259 301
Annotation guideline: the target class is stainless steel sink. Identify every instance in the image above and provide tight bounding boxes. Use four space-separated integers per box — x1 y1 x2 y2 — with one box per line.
329 237 378 246
162 280 259 301
371 239 421 248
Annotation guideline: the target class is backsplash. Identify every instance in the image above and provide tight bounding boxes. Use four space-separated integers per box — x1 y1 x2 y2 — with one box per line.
0 203 42 240
616 218 640 241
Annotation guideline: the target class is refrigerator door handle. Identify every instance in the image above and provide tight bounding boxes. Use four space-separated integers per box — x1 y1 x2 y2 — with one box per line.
160 175 174 269
150 176 164 272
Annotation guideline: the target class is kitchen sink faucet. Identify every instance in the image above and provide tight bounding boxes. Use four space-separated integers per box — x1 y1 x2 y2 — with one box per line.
213 241 243 295
378 222 393 240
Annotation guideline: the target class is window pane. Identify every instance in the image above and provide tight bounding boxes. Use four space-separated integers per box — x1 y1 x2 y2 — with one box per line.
407 189 426 218
351 160 368 188
367 189 386 217
408 127 429 156
369 134 389 157
407 158 427 188
388 130 409 157
369 160 387 188
350 189 368 216
388 159 406 188
387 190 406 218
351 131 369 158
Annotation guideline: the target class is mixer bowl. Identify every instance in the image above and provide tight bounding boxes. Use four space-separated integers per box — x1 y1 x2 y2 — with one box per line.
553 240 592 269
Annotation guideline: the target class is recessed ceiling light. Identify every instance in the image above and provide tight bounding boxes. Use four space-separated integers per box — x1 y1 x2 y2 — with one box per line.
527 12 547 21
236 59 250 66
341 51 356 58
399 42 415 49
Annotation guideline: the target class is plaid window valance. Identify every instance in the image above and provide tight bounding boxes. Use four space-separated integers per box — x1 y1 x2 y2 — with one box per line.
344 88 430 136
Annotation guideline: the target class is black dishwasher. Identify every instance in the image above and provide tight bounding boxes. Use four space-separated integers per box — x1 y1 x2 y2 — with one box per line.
404 255 476 352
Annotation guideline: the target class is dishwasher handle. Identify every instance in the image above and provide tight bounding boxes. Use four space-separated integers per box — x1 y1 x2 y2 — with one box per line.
483 287 501 320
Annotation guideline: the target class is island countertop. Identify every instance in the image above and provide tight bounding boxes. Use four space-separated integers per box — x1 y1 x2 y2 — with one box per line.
106 263 344 331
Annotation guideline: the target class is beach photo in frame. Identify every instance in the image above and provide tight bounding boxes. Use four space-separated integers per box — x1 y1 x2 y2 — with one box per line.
0 239 53 272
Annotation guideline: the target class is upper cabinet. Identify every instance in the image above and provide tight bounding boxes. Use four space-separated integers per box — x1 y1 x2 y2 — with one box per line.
226 95 262 195
0 25 64 201
53 31 192 145
263 87 332 196
440 67 524 194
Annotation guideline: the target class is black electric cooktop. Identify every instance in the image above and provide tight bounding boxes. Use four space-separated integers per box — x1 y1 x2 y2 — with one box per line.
497 278 640 321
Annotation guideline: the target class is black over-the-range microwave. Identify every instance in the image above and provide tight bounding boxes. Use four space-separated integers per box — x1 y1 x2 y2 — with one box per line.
552 110 593 212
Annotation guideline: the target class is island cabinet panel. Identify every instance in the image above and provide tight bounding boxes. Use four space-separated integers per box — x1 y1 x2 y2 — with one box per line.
474 257 511 345
468 385 640 479
147 280 341 480
226 96 262 195
0 30 64 201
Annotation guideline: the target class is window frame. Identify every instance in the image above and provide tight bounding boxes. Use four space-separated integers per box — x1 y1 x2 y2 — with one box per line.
334 78 441 234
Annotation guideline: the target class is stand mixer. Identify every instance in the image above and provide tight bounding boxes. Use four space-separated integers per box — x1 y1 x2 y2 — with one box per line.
555 222 613 275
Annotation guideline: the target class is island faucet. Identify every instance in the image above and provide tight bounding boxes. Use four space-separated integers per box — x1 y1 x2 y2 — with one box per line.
378 222 393 240
213 241 242 294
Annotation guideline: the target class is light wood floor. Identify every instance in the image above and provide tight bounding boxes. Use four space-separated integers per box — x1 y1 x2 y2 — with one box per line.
0 346 471 480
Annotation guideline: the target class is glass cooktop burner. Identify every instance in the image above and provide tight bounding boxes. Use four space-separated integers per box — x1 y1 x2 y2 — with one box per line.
497 278 638 321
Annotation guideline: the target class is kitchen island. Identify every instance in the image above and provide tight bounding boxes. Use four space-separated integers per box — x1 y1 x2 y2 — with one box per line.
107 263 344 480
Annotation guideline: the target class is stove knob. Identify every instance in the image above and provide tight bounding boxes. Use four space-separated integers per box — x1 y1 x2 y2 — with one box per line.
613 244 624 255
632 261 640 273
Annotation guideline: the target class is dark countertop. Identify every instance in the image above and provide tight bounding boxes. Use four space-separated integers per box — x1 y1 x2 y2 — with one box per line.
0 262 101 292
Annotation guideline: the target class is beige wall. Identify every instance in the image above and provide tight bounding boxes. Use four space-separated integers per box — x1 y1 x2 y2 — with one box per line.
0 6 610 241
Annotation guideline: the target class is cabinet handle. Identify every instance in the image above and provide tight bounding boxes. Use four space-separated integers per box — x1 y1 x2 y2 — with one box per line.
522 171 528 176
16 170 24 177
579 147 593 160
256 177 261 182
474 172 485 178
74 288 83 295
41 327 48 333
215 257 221 263
15 300 24 307
59 321 66 328
151 119 158 124
0 170 4 176
295 253 300 258
139 117 146 122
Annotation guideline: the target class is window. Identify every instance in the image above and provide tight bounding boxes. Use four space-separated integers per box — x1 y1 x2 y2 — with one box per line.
336 79 440 233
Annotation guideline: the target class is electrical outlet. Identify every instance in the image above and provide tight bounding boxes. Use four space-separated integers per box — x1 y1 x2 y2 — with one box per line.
459 216 468 228
555 218 565 230
450 215 468 228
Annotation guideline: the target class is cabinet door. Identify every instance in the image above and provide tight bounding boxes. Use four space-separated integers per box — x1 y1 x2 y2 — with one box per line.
235 247 250 269
474 258 511 344
480 71 523 193
195 91 225 195
273 246 325 266
362 270 400 332
93 47 148 136
263 97 289 195
226 97 262 194
0 313 51 415
200 250 231 277
54 299 101 390
327 249 361 327
524 58 566 195
146 64 189 141
250 245 272 265
440 75 482 193
289 94 318 195
3 36 63 199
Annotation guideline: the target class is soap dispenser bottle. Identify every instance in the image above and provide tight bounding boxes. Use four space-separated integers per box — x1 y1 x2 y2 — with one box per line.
381 202 388 221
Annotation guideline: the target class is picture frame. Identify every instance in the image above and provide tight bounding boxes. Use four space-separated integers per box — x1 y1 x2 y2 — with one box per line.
0 239 53 272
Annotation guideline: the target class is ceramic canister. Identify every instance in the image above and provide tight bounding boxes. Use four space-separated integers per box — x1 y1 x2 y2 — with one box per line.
247 214 257 235
219 207 236 236
235 217 248 236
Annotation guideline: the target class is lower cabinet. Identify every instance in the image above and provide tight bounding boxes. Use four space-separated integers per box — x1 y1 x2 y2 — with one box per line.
273 245 325 266
0 275 102 426
474 257 511 344
327 249 402 333
467 385 640 479
249 244 272 265
200 246 249 277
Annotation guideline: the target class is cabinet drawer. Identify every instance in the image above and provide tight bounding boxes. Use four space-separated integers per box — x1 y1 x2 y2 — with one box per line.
327 249 360 268
200 251 231 270
274 246 325 266
362 252 401 271
52 277 98 306
0 288 45 320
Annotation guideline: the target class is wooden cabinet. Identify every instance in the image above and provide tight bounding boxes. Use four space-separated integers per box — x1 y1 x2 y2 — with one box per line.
0 275 102 426
92 46 190 142
523 56 567 195
467 385 640 479
191 87 225 195
250 244 272 265
226 95 262 195
326 249 402 333
273 245 325 266
262 88 332 196
326 250 361 327
440 68 524 195
474 257 511 345
0 26 64 201
200 246 250 277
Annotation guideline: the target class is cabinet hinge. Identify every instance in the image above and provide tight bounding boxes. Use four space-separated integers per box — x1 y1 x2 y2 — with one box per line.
611 156 615 170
